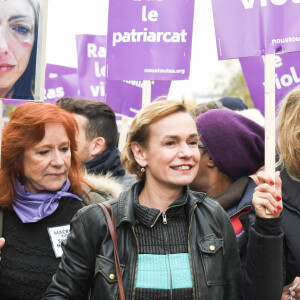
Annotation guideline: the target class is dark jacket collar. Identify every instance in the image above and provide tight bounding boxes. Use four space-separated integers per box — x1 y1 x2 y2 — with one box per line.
133 185 189 227
84 148 125 177
115 181 206 227
225 178 255 217
215 176 250 211
278 164 300 212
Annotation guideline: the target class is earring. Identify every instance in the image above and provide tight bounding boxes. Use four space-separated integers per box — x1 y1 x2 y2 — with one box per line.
141 167 145 172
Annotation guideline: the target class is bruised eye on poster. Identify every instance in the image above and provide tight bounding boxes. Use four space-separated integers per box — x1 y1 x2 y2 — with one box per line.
0 0 44 101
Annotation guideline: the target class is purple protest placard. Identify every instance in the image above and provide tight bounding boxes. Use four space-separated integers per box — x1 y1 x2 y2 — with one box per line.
106 0 195 80
106 80 171 118
44 73 79 103
76 34 171 117
45 64 78 79
211 0 300 60
2 64 79 105
76 35 106 101
2 98 34 105
240 52 300 115
44 64 79 104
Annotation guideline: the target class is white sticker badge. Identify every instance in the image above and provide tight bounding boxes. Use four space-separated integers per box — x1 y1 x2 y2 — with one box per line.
47 225 70 258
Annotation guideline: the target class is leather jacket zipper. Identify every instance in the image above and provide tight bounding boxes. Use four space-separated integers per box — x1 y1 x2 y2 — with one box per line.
150 204 183 228
161 211 173 299
162 211 167 224
147 203 188 298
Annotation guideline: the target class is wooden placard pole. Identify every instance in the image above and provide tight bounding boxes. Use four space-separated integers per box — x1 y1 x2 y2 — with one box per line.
35 0 48 103
142 80 151 108
264 53 276 214
118 115 129 152
264 54 276 179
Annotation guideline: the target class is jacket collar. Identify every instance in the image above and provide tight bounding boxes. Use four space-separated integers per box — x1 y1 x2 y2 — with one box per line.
115 181 207 227
215 176 250 211
226 178 255 217
84 148 125 177
133 185 189 228
279 164 300 212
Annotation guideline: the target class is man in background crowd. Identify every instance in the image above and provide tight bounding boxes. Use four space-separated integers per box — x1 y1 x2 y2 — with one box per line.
56 98 136 188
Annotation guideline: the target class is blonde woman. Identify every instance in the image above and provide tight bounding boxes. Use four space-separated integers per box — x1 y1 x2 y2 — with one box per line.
276 86 300 299
44 100 242 300
242 86 300 299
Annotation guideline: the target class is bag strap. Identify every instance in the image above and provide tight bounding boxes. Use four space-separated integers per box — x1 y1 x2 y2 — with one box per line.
0 207 3 237
0 207 3 269
98 202 125 300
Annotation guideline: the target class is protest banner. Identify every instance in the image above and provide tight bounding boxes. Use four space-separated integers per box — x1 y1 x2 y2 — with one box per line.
106 0 195 81
76 33 172 149
76 34 171 113
108 79 171 150
105 80 171 118
0 0 47 102
76 34 106 101
44 64 79 103
209 0 300 191
240 52 300 115
211 0 300 60
106 0 193 149
45 64 78 79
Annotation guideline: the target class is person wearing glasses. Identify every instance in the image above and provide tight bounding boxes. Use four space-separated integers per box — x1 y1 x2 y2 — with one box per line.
189 108 265 266
44 100 242 300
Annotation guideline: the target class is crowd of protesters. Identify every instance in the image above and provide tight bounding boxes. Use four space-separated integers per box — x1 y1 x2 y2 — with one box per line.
0 86 299 299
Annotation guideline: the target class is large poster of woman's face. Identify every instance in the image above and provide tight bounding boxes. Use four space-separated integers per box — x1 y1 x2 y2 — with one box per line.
0 0 42 100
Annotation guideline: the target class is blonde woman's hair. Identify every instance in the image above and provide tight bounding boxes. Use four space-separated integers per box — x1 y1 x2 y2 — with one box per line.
277 85 300 179
121 100 188 181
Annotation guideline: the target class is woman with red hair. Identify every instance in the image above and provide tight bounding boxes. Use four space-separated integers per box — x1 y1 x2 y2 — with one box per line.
0 103 98 300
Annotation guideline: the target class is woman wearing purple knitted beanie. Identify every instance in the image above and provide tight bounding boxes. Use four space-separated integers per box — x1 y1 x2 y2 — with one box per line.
190 108 265 265
191 109 264 227
190 107 285 300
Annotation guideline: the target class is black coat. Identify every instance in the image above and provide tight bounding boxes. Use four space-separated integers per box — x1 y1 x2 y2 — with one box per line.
44 182 242 300
242 165 300 300
242 213 283 300
280 166 300 285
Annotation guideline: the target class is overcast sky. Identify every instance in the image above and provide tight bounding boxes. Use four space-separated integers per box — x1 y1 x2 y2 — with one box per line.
46 0 240 101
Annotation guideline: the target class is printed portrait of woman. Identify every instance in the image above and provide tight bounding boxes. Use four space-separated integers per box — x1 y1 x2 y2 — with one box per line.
0 0 40 100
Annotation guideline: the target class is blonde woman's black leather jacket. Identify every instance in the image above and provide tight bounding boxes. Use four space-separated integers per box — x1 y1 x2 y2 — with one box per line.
44 182 242 300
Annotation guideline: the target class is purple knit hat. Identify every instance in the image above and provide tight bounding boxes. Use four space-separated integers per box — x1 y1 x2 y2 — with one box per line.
195 109 264 180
